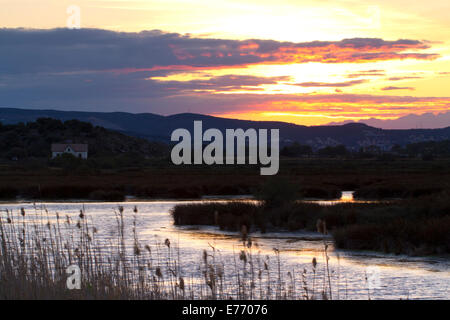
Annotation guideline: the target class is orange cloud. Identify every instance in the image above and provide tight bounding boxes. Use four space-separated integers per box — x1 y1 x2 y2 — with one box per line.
206 93 450 125
161 38 439 72
239 42 259 51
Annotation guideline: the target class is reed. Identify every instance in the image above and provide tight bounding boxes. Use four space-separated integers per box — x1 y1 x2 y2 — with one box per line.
0 206 348 300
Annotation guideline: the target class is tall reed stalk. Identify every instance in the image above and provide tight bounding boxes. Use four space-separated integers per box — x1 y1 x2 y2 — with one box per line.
0 206 368 300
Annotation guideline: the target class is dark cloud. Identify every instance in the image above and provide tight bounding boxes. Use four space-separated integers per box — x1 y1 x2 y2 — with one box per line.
0 69 290 113
152 75 291 92
0 28 442 116
0 28 439 75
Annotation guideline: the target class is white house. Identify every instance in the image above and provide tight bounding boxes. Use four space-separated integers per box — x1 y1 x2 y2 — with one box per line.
51 143 88 159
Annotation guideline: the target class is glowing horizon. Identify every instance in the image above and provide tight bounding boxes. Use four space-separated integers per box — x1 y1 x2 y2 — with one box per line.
1 0 449 127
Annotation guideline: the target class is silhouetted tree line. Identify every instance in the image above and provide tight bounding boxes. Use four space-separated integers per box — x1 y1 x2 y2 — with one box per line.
281 140 450 159
394 140 450 158
281 143 348 157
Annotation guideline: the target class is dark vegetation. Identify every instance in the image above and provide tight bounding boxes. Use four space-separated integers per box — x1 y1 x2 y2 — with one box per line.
0 157 449 200
393 140 450 157
0 118 168 162
281 140 450 159
172 189 450 256
280 142 313 157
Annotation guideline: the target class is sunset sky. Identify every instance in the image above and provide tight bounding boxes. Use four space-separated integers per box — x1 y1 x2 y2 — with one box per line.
1 0 450 126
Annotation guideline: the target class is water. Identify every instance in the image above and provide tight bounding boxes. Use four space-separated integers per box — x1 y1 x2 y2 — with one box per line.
0 195 449 300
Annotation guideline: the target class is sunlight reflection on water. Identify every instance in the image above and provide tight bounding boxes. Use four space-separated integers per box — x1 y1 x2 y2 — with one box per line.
0 197 449 300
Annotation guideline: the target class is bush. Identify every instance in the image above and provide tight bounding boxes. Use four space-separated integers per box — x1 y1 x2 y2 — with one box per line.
255 177 299 208
171 202 261 231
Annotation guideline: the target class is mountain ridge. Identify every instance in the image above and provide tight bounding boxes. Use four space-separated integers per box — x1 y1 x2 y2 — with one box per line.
327 111 450 129
1 107 449 150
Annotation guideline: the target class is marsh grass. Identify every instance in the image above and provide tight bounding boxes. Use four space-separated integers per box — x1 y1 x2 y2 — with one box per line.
6 157 446 201
172 192 450 255
0 205 346 300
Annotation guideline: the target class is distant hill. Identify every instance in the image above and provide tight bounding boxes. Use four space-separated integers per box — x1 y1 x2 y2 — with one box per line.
1 107 450 151
0 117 168 160
327 111 450 130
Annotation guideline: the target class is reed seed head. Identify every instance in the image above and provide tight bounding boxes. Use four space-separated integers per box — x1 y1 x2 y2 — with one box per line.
203 250 208 264
240 225 248 241
179 277 185 291
239 250 247 263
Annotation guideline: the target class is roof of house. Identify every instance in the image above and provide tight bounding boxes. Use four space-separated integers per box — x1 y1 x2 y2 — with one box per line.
51 143 88 152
